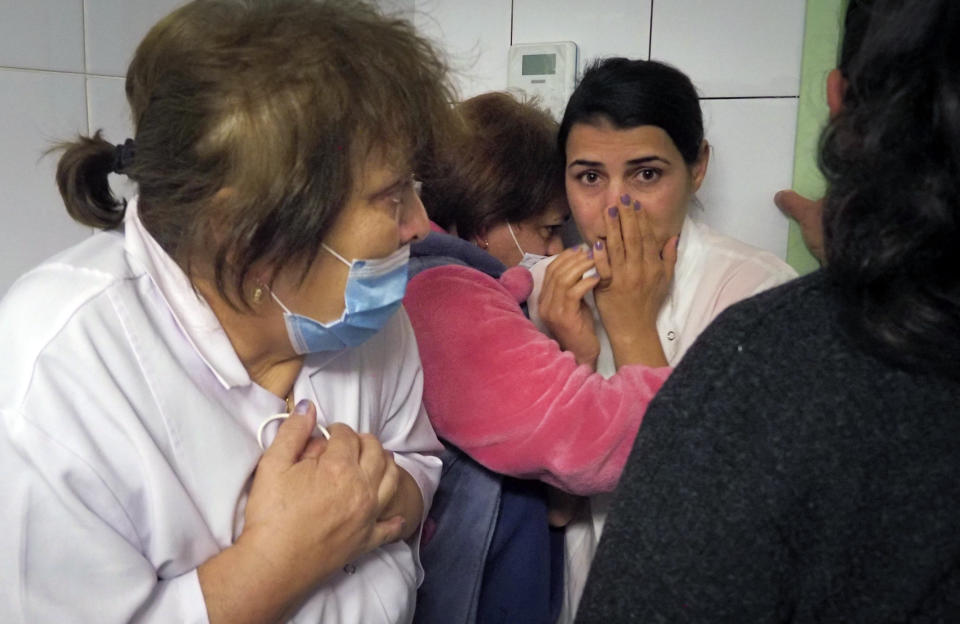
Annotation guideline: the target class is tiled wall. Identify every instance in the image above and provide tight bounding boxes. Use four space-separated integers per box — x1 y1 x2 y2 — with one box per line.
417 0 807 261
0 0 803 295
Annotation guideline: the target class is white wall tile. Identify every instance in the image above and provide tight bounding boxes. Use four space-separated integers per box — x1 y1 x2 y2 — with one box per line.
513 0 651 72
376 0 415 20
696 98 798 258
0 0 84 72
651 0 805 98
87 76 131 142
0 70 91 296
414 0 512 98
84 0 187 76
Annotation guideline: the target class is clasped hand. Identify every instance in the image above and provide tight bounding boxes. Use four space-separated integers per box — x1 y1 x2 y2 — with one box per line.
200 400 406 623
539 195 676 370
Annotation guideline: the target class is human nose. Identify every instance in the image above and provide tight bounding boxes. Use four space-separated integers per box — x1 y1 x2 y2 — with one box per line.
604 179 627 209
399 192 430 244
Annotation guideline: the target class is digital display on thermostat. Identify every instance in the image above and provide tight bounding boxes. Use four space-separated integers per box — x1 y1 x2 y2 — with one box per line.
522 53 557 76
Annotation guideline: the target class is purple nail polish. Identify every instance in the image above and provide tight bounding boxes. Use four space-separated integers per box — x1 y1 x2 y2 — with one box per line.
633 200 641 211
594 240 604 251
608 206 619 218
587 249 594 260
620 194 631 206
294 399 311 414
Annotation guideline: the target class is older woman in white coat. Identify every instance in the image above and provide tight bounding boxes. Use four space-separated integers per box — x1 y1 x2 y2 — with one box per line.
0 1 456 622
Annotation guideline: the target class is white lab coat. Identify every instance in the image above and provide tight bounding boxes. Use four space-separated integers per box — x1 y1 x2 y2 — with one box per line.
0 199 442 623
529 214 798 623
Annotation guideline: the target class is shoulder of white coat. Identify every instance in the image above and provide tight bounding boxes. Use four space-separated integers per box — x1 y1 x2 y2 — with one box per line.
691 220 797 286
361 305 420 367
0 230 138 406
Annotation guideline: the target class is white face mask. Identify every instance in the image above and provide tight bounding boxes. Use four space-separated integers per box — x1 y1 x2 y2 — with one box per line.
508 222 548 270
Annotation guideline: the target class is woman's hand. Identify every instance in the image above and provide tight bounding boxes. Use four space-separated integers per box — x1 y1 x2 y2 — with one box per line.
592 196 677 368
198 401 405 624
547 486 586 527
537 248 601 367
376 452 424 541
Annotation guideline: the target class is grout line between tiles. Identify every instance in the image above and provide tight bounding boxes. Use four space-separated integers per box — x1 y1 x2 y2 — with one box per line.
0 66 123 80
648 0 654 60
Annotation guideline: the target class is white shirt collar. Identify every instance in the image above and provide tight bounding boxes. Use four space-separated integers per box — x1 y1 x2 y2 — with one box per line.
123 197 252 389
668 214 704 308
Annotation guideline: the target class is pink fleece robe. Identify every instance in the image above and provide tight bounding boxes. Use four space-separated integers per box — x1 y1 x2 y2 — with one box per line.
403 264 671 496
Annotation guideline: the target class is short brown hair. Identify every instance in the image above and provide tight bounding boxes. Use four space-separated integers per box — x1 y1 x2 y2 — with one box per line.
421 92 564 241
55 0 456 306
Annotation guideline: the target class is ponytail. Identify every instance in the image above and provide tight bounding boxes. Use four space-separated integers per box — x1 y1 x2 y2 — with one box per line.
55 130 126 230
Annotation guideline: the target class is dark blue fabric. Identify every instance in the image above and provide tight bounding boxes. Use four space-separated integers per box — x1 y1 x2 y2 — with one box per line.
409 229 506 279
476 479 565 624
416 447 501 624
410 227 560 624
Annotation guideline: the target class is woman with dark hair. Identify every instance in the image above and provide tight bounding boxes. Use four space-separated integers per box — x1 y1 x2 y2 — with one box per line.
0 1 456 622
403 92 673 624
576 0 960 621
525 57 798 622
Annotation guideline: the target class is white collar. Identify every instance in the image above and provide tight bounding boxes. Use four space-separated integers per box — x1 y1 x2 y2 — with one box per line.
123 197 252 389
666 213 704 311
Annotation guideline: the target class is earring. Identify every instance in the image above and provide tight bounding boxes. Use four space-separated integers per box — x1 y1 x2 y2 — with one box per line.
477 238 489 250
252 286 264 304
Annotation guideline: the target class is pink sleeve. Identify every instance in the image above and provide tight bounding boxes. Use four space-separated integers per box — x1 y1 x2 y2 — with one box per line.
403 265 672 495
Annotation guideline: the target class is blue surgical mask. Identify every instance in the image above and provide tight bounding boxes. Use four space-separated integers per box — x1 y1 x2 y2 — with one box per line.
271 243 411 353
508 222 548 270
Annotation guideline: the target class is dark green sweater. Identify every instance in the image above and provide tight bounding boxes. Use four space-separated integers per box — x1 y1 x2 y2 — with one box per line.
576 271 960 623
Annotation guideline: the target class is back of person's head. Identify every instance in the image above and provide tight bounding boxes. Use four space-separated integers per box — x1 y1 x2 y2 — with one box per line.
837 0 872 77
558 58 703 165
820 0 960 378
421 92 563 242
56 0 455 306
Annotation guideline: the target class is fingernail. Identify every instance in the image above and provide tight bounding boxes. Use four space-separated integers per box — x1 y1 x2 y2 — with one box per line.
594 240 604 251
587 249 594 259
620 194 630 206
294 399 311 415
633 200 641 211
608 206 619 218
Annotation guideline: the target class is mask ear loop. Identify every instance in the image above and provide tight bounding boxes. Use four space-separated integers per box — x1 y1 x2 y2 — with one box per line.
507 222 526 257
321 243 354 267
268 288 294 315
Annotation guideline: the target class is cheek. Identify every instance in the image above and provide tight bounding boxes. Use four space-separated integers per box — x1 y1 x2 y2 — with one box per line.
637 183 689 238
520 231 550 255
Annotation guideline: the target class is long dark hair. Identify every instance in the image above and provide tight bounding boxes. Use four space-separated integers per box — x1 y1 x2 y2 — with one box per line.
820 0 960 378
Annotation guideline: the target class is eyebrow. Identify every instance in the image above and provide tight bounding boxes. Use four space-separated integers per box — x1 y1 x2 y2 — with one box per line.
568 155 671 169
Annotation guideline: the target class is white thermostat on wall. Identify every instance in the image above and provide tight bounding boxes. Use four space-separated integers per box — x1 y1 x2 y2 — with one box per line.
507 41 578 121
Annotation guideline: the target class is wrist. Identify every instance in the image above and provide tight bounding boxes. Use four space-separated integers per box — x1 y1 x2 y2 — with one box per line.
608 326 667 368
199 538 302 624
572 346 599 368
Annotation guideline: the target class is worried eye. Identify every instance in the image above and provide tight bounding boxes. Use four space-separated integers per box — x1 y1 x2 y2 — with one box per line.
387 175 420 206
539 224 564 240
636 168 661 183
577 171 602 186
